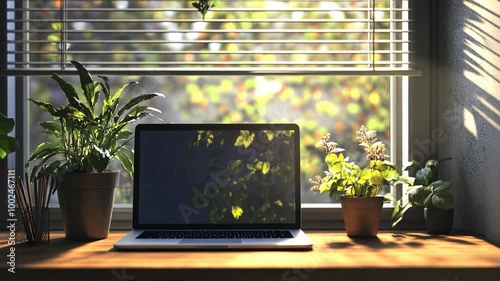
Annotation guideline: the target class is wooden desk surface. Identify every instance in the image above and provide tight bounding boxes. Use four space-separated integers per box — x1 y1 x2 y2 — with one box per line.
2 231 500 281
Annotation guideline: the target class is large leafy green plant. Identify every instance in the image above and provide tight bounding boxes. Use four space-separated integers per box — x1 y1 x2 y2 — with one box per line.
28 60 163 183
389 158 453 226
309 125 412 198
0 113 19 160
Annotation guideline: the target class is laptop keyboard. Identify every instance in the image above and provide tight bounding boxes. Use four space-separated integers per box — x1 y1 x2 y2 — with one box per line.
136 230 294 239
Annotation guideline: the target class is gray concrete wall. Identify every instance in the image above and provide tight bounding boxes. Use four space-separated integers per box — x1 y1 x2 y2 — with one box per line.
437 0 500 244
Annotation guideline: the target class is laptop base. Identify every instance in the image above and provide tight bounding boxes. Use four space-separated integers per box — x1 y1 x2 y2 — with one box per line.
114 229 313 250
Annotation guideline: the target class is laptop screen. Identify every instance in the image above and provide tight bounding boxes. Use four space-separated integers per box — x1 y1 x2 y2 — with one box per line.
133 123 301 229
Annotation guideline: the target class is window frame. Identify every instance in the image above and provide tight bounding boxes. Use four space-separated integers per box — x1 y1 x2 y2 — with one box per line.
1 0 437 231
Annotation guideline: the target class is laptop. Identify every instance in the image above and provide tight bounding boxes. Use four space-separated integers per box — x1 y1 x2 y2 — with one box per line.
114 123 312 250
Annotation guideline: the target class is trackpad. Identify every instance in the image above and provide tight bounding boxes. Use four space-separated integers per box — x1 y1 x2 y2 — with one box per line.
179 239 242 244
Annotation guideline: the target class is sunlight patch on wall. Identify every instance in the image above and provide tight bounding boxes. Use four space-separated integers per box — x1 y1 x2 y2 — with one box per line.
473 96 500 131
463 45 499 91
463 108 478 138
462 3 499 96
462 67 498 100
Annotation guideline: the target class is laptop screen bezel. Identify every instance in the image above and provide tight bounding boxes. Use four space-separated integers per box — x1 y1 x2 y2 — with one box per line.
132 123 302 230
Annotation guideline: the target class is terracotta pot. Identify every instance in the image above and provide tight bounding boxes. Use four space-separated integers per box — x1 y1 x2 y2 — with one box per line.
57 172 118 241
340 196 384 237
424 208 454 235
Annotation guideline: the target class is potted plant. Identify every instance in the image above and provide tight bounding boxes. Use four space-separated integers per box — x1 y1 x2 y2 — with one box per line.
309 125 412 237
0 113 19 198
390 158 454 234
27 60 164 240
0 113 19 160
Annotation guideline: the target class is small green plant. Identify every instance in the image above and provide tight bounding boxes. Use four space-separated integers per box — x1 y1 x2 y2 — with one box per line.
389 158 453 226
309 125 412 198
27 60 164 183
192 0 220 20
0 113 18 160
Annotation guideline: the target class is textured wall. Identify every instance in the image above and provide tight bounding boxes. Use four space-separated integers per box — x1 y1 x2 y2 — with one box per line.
438 0 500 244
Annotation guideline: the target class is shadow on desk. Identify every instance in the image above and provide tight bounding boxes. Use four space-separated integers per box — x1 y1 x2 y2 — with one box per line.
328 236 405 249
1 236 110 265
327 231 482 249
1 231 500 281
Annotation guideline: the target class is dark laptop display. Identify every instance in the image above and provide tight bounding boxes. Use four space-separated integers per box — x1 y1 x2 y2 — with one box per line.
133 123 300 229
114 123 312 249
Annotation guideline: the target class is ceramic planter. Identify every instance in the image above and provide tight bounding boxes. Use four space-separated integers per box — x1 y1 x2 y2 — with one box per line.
57 171 118 240
340 196 384 237
424 207 454 235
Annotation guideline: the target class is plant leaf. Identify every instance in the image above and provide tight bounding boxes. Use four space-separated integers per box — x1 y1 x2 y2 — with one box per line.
391 202 412 227
118 112 151 125
430 180 451 193
425 159 439 169
0 113 15 134
0 113 18 159
71 60 101 111
230 159 244 174
370 170 384 185
111 81 135 104
116 92 163 118
98 75 111 101
50 73 94 119
423 193 434 208
438 157 453 164
115 150 134 179
39 121 62 136
0 137 18 159
27 142 63 162
262 162 270 174
431 192 454 209
325 153 342 172
415 167 432 186
404 159 422 171
53 106 87 120
319 180 331 193
359 168 371 181
234 130 255 148
193 0 217 20
384 192 396 202
89 145 111 173
231 205 243 220
396 175 415 186
50 72 79 102
408 185 431 206
28 98 57 116
115 129 134 141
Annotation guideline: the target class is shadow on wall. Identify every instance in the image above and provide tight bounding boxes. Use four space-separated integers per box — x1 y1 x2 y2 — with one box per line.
438 0 500 241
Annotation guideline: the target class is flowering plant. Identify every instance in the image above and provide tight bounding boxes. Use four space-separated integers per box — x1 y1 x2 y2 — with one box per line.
309 125 412 199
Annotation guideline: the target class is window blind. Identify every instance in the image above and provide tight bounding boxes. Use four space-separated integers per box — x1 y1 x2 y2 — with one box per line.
2 0 419 76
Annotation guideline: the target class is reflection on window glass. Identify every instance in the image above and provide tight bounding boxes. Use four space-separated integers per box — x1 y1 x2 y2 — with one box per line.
29 75 390 204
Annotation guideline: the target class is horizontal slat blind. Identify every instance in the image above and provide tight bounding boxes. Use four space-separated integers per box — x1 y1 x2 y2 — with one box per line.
3 0 419 76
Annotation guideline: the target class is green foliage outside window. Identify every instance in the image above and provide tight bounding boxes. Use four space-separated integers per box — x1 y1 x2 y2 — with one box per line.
26 1 392 204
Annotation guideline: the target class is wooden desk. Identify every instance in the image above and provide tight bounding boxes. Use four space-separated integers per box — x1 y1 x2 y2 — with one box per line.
2 231 500 281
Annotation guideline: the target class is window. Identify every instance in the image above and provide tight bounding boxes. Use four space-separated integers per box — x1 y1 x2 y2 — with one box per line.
2 0 423 228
